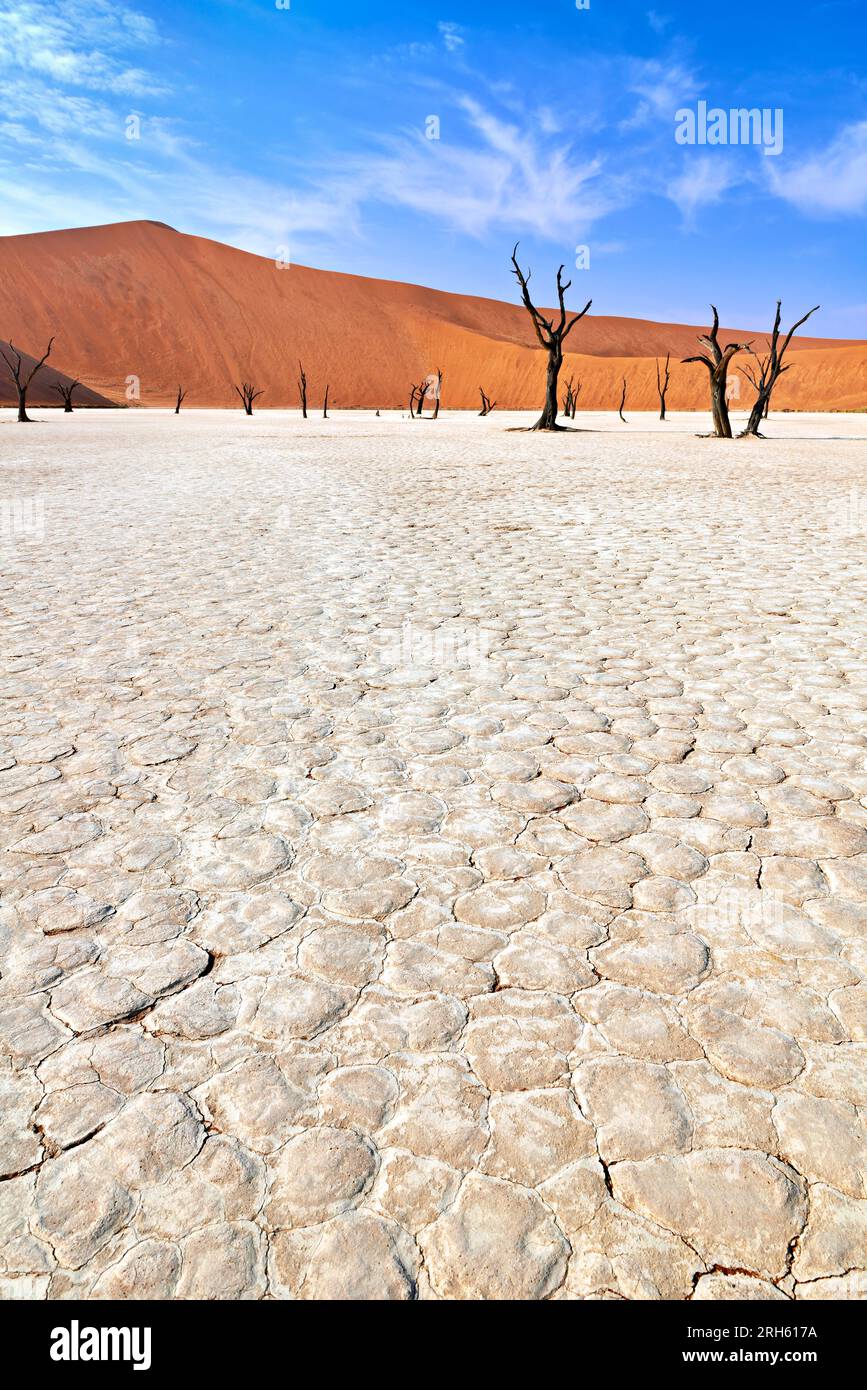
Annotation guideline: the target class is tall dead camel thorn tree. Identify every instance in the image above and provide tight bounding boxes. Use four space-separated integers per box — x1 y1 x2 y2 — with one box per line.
0 336 54 422
235 381 262 415
682 307 752 438
511 243 591 430
656 353 671 420
174 385 187 415
618 376 628 423
297 361 308 419
739 300 820 438
478 388 496 416
52 379 81 413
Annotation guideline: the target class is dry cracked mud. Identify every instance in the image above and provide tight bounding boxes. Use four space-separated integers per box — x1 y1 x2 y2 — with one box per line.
1 409 866 1301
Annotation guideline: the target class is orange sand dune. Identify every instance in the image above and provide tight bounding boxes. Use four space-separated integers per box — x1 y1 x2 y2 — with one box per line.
0 220 863 411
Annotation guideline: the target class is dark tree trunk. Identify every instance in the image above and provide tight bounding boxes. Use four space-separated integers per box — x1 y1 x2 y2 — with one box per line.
711 377 733 438
1 337 54 423
298 362 308 419
739 301 819 438
323 385 329 419
234 382 262 414
744 391 769 437
618 376 627 423
683 308 750 439
656 354 671 420
511 245 591 432
52 379 81 413
535 347 562 430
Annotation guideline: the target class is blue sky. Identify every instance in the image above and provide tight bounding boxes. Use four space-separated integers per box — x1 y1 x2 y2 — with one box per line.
1 0 866 333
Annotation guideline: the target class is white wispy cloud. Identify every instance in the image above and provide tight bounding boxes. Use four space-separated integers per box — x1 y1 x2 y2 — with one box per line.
766 120 867 214
438 22 466 53
666 154 742 219
647 10 673 34
356 94 627 241
620 58 699 131
0 0 166 96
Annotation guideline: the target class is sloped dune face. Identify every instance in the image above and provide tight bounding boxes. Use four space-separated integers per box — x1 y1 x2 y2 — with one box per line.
0 341 118 409
0 220 863 410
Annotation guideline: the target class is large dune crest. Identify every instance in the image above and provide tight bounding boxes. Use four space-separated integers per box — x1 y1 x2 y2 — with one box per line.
0 219 864 411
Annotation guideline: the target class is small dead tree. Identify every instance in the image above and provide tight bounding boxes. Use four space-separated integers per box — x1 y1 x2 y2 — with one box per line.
52 379 81 413
409 383 423 417
0 337 55 422
571 380 581 419
174 385 187 415
682 307 751 438
235 381 263 415
478 388 497 416
656 354 671 421
618 377 628 423
323 385 330 419
432 368 443 419
563 376 576 417
739 301 820 438
297 361 308 419
511 244 591 430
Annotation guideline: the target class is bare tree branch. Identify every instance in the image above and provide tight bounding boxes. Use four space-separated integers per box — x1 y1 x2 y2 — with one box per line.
740 301 820 437
511 243 591 431
0 336 54 421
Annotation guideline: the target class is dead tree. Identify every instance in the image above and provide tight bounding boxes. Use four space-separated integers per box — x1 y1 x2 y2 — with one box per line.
563 376 576 417
511 244 591 430
323 385 329 419
174 385 187 415
478 388 497 416
618 376 628 423
52 379 81 413
656 354 671 420
409 383 423 417
415 375 437 419
682 307 751 438
739 301 820 438
0 337 54 422
297 361 308 419
235 381 263 415
571 380 581 418
432 368 443 419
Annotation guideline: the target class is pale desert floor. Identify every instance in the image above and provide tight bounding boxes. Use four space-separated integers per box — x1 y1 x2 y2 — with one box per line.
1 408 866 1302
